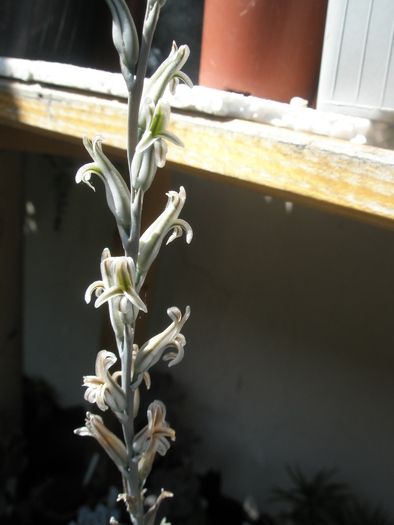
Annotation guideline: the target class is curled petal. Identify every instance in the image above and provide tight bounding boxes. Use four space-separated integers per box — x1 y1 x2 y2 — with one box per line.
166 219 193 245
85 280 105 304
75 163 101 191
161 334 186 367
169 70 192 95
84 377 107 411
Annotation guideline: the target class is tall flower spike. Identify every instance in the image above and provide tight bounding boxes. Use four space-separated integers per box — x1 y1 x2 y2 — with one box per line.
104 0 139 87
131 99 184 193
133 306 190 377
83 350 126 415
74 412 128 474
136 187 193 286
76 135 131 241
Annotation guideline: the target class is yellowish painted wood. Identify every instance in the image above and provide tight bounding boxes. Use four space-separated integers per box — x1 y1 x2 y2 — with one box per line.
1 78 394 229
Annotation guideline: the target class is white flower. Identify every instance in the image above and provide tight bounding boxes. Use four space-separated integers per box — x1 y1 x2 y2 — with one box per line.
105 0 139 86
131 99 184 193
76 135 131 240
143 490 173 525
133 401 175 484
133 400 175 458
75 412 128 474
136 187 193 286
83 350 126 414
142 41 192 107
85 249 147 350
133 306 190 377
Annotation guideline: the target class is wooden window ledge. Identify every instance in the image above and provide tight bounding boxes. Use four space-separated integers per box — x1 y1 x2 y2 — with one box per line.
1 59 394 230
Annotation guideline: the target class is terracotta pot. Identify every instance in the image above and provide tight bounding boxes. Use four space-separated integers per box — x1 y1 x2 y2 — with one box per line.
199 0 328 103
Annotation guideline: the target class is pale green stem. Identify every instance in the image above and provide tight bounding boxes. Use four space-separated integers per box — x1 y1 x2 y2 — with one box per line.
117 5 164 524
126 1 160 186
121 323 144 525
124 3 159 257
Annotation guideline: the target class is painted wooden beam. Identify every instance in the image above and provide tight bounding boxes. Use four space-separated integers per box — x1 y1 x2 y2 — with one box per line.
1 77 394 229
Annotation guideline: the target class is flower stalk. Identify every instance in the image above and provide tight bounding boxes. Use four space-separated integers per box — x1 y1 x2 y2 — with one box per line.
74 1 192 524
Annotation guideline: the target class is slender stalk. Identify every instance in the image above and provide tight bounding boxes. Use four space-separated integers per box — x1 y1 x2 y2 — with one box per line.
125 2 160 256
126 88 139 179
121 324 144 524
126 1 160 184
124 187 142 260
118 7 162 518
75 3 192 524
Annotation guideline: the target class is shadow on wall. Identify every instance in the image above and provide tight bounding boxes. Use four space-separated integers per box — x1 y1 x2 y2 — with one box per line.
148 170 394 516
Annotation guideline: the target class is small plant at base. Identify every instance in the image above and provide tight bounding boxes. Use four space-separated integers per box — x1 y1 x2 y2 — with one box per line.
73 1 193 524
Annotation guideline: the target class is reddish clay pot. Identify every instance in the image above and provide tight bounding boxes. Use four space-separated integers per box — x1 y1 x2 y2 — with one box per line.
199 0 328 103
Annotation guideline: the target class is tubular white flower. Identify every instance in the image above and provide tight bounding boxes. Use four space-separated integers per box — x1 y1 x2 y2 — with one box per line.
143 490 173 525
136 187 193 286
76 135 131 236
133 400 175 457
137 99 183 152
141 42 192 112
74 412 128 474
83 350 126 414
104 0 139 86
131 99 184 193
86 249 146 313
85 249 147 348
133 306 190 377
